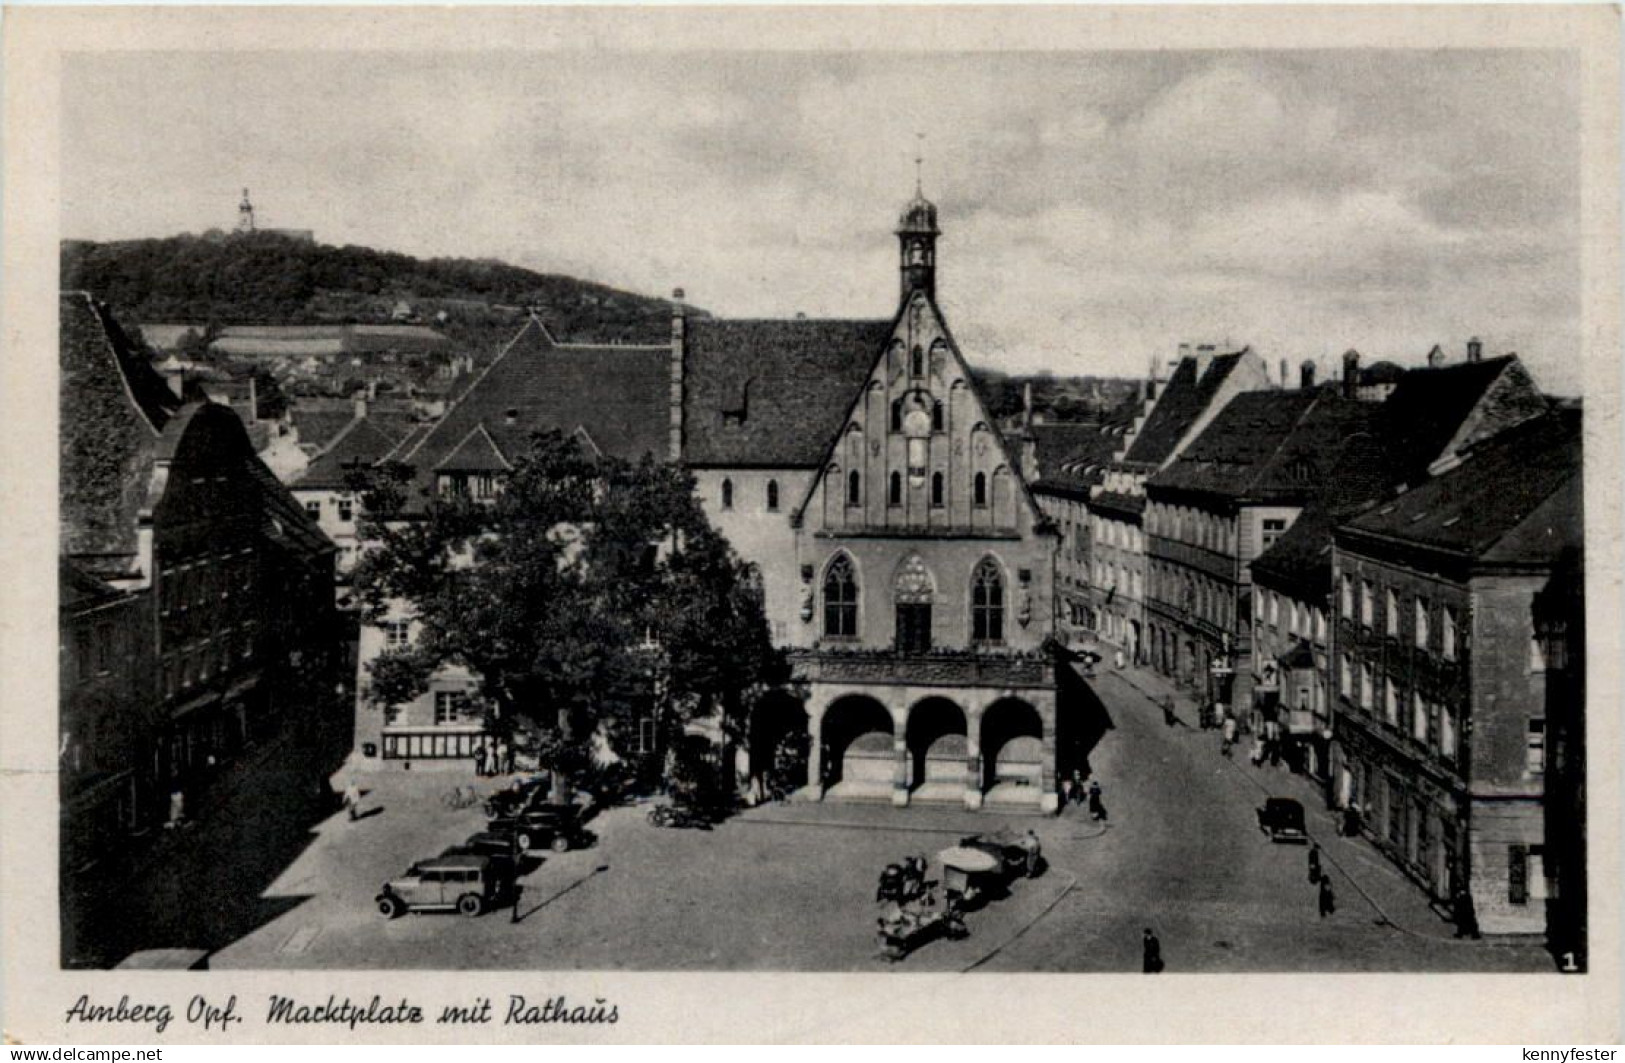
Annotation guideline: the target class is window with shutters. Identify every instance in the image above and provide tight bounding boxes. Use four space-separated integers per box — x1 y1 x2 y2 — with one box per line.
1444 606 1459 660
1415 598 1430 650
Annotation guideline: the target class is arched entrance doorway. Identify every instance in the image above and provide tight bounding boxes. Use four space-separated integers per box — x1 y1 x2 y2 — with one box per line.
750 690 809 796
821 695 893 794
981 698 1044 806
906 697 967 804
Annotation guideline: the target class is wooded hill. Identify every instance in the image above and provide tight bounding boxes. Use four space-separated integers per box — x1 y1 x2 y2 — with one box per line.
61 232 687 345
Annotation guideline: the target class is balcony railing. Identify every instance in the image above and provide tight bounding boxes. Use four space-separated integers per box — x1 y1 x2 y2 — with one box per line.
788 647 1053 688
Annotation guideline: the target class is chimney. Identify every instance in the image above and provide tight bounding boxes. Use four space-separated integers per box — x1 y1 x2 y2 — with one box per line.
1177 342 1193 365
1300 359 1316 390
1195 344 1216 381
1427 344 1445 368
1342 349 1360 400
669 288 687 463
1467 336 1483 363
1279 358 1289 390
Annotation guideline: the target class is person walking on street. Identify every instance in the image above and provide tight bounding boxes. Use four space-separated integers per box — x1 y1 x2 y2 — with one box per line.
1220 714 1237 757
1307 842 1322 884
1142 928 1163 973
343 779 362 822
1318 875 1336 918
1087 780 1107 822
1162 696 1178 728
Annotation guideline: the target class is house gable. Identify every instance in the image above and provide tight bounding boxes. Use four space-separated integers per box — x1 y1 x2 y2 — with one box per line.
796 291 1045 538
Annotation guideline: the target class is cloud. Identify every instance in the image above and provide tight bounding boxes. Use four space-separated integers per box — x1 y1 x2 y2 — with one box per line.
61 49 1583 393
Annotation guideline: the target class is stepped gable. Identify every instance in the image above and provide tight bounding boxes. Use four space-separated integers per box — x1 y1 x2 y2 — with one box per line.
1340 408 1581 564
681 318 893 468
59 292 181 563
396 313 670 483
1122 350 1245 466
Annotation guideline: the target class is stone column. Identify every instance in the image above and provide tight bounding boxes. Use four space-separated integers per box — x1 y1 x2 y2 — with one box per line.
964 707 983 811
807 699 824 802
891 699 910 807
1039 696 1059 813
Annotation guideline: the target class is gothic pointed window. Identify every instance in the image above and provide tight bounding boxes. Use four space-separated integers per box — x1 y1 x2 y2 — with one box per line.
766 479 780 512
721 478 733 510
931 471 944 508
823 554 858 638
974 471 988 508
911 345 924 377
889 471 903 507
891 399 904 433
932 400 944 432
847 470 862 507
972 558 1005 644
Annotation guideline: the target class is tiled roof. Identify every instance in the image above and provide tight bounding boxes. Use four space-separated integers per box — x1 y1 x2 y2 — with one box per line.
436 424 513 472
1122 350 1245 466
60 292 180 560
1374 356 1528 484
397 314 670 486
294 415 412 490
293 410 362 453
1249 504 1337 598
681 317 893 467
1147 390 1320 500
1339 409 1581 564
1030 422 1126 492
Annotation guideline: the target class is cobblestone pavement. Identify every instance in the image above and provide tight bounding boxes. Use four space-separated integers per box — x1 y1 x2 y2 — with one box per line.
186 668 1556 972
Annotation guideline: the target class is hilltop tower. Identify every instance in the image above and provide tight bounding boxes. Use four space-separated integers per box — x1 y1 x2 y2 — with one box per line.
237 189 256 233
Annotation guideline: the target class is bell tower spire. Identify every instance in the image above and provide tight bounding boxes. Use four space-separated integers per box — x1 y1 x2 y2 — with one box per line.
896 136 940 303
237 188 256 234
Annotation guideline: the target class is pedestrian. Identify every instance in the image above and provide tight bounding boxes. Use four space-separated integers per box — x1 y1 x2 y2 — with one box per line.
1142 928 1163 973
1318 875 1336 918
1087 780 1107 822
1452 889 1480 939
1220 714 1237 757
474 742 487 778
1059 775 1074 809
1250 737 1266 766
166 786 186 829
1114 648 1126 671
343 779 362 822
1020 829 1042 876
1071 769 1086 805
1307 842 1322 884
1341 804 1362 838
1162 696 1178 728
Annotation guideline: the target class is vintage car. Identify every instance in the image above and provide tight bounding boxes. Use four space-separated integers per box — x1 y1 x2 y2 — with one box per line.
486 802 588 853
377 853 512 918
1256 797 1309 844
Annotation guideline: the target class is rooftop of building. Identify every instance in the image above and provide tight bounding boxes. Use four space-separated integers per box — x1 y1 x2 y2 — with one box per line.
1029 421 1130 494
293 414 414 491
1338 407 1581 566
392 313 671 492
1147 388 1380 504
1121 349 1248 466
680 316 894 468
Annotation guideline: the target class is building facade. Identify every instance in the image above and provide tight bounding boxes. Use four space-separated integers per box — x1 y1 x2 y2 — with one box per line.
347 189 1075 811
60 291 339 846
1329 411 1581 938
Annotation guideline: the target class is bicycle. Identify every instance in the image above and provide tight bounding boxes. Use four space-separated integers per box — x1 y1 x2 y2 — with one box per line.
443 784 480 810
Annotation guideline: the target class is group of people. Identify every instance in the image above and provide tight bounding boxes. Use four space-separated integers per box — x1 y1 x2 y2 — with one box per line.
1057 771 1108 822
474 740 514 778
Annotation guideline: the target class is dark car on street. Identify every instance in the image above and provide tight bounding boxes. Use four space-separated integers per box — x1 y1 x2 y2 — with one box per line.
376 854 512 918
486 803 588 853
1256 797 1309 844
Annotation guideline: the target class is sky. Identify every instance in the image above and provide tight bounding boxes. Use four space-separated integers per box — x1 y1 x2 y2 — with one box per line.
61 49 1582 392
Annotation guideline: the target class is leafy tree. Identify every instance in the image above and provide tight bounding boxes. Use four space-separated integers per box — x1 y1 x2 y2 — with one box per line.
349 431 785 793
252 369 289 421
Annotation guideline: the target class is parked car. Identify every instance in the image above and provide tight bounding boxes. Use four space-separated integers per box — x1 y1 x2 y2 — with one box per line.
1256 797 1309 844
483 775 551 819
486 803 588 853
376 854 512 918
